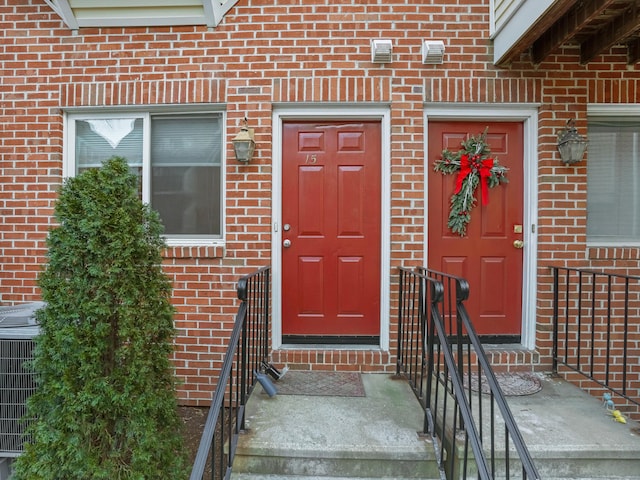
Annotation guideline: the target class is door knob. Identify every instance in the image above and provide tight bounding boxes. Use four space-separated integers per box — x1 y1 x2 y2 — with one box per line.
513 240 524 249
283 239 291 248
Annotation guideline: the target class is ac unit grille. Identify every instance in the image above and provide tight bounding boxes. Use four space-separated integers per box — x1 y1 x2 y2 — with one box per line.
0 339 36 456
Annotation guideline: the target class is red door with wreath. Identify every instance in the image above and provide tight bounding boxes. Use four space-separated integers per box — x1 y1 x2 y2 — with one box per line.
281 121 382 343
428 121 524 338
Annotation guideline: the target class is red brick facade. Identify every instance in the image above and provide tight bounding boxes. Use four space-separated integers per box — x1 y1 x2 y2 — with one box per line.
2 1 640 405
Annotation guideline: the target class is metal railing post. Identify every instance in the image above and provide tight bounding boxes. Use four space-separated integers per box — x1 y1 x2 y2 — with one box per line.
552 266 559 374
190 266 271 480
396 266 540 480
549 266 640 415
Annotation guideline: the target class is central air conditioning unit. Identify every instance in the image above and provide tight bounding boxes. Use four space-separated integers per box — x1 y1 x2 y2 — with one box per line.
0 302 44 478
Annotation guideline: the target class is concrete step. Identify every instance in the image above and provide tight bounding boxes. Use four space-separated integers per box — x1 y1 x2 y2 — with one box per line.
543 478 640 480
503 375 640 480
487 452 640 480
231 450 439 479
231 474 640 480
230 373 640 480
231 476 436 480
513 450 640 479
231 374 441 479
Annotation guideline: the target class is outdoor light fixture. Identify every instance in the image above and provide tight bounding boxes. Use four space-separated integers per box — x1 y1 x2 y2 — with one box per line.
232 117 255 163
422 40 445 64
557 119 588 165
371 39 393 63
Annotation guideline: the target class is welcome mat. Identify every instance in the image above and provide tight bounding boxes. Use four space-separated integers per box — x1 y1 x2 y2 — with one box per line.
275 371 366 397
464 372 543 396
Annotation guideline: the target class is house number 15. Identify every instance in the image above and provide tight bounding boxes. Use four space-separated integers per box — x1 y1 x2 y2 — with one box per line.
305 154 317 164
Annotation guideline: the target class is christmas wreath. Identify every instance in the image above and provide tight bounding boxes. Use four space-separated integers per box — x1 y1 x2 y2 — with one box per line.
433 128 508 236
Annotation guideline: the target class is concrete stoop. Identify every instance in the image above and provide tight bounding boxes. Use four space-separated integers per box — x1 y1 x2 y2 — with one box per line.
231 374 441 479
232 476 435 480
230 373 640 480
480 374 640 480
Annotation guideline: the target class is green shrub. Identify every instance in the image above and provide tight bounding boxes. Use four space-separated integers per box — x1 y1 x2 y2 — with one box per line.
13 156 187 479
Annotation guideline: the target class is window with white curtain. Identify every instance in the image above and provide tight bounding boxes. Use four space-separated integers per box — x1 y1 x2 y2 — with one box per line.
67 111 223 241
587 118 640 244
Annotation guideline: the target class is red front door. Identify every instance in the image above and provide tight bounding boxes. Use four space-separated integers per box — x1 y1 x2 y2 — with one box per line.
281 121 381 342
428 121 524 337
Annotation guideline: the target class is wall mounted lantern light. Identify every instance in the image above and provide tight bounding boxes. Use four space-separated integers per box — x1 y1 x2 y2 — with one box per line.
232 117 255 163
557 119 588 165
371 39 393 63
422 40 445 64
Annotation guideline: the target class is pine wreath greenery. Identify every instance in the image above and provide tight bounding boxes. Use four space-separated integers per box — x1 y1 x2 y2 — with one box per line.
433 128 508 236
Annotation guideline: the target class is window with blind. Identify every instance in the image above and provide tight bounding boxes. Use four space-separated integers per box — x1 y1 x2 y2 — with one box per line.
68 112 223 240
587 118 640 244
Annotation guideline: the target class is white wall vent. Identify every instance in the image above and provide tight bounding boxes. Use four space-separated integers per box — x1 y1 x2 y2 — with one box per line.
371 39 393 64
422 40 446 64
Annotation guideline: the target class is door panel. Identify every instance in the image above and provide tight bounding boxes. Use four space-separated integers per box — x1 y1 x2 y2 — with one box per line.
299 166 324 235
428 121 524 336
298 257 324 314
282 121 381 340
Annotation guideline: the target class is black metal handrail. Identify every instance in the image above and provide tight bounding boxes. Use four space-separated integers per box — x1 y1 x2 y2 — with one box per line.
551 266 640 412
190 266 271 480
397 267 540 480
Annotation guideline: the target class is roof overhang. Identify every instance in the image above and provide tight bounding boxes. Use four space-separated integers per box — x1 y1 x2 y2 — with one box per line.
493 0 568 66
495 0 640 67
44 0 240 31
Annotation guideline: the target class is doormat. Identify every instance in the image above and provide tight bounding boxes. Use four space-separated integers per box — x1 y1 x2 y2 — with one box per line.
275 371 366 397
464 372 542 396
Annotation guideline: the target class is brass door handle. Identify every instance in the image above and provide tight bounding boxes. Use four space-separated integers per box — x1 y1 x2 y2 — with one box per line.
513 240 524 249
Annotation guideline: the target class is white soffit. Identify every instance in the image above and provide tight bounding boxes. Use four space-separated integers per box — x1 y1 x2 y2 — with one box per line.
492 0 556 65
44 0 240 30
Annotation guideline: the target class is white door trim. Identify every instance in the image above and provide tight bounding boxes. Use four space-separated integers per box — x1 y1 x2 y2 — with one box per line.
271 105 392 350
424 104 539 349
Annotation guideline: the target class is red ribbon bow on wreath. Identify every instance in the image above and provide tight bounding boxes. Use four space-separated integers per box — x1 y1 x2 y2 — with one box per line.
454 154 495 206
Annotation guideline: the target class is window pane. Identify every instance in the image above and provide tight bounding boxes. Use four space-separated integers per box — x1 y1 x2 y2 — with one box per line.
587 119 640 243
75 118 143 170
150 116 222 236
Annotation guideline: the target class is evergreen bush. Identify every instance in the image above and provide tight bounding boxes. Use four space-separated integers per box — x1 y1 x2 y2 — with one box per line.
13 156 187 479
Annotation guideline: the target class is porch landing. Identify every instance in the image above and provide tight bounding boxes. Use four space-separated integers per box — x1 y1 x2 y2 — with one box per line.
231 373 640 480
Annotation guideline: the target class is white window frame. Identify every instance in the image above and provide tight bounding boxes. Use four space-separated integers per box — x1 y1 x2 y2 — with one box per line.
63 107 226 247
587 104 640 248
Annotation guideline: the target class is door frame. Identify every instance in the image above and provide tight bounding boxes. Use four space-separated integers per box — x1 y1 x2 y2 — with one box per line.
424 104 539 349
271 105 392 350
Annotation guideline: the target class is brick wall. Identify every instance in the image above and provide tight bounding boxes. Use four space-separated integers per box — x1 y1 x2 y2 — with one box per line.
2 0 640 405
